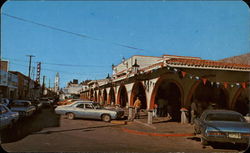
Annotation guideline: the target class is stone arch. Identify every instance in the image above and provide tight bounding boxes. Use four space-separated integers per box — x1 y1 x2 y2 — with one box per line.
130 81 147 109
187 81 229 112
117 84 128 108
150 77 184 122
232 88 250 116
108 87 116 105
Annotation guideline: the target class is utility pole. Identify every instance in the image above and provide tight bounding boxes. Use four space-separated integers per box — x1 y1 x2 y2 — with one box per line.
42 75 46 97
26 55 35 99
27 55 35 78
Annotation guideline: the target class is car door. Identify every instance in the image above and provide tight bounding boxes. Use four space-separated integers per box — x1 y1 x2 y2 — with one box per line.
83 103 99 119
74 103 86 118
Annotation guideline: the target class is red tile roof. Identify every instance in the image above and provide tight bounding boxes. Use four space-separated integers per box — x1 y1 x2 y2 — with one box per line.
166 58 250 70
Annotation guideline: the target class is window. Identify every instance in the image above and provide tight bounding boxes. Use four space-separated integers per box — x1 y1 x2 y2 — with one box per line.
76 104 84 108
85 104 93 109
205 113 243 122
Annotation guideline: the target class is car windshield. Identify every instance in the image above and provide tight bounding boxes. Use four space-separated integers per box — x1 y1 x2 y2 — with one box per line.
205 113 244 122
92 103 102 109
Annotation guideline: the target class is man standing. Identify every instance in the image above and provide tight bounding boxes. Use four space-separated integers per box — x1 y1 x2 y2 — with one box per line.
133 97 142 119
191 99 198 124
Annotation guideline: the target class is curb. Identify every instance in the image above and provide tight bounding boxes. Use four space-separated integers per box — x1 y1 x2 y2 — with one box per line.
133 119 156 129
122 128 194 137
110 120 127 125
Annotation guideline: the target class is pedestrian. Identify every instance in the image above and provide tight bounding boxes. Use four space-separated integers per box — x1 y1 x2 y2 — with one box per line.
153 103 158 117
133 97 142 119
190 99 198 124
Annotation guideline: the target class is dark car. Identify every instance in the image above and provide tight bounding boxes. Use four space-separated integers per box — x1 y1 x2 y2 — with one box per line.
194 109 250 147
31 99 43 112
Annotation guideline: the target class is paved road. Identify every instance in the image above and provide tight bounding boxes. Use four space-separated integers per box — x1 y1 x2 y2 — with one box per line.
0 107 248 152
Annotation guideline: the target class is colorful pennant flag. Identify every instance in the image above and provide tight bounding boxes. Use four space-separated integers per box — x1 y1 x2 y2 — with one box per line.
181 71 187 77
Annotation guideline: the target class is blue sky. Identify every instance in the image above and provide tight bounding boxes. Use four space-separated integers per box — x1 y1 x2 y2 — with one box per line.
1 1 250 88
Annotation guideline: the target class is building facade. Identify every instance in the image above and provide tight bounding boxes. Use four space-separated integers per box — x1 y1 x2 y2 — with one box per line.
81 55 250 123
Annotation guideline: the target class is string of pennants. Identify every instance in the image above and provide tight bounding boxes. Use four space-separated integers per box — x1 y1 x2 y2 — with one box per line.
145 66 250 89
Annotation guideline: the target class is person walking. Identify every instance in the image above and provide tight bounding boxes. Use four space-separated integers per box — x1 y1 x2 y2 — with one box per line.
190 99 198 124
133 97 142 119
153 103 158 117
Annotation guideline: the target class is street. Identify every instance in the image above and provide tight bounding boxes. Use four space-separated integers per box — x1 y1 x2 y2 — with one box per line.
1 107 248 152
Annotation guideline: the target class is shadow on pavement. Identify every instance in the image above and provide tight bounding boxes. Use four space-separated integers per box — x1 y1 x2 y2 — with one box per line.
0 108 60 144
32 124 123 134
187 136 249 151
210 142 248 151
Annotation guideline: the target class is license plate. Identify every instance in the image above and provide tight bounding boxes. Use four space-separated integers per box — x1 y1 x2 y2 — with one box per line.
228 133 241 139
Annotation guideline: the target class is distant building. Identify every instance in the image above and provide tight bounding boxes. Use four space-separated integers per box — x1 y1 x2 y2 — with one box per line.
62 79 88 99
0 60 18 99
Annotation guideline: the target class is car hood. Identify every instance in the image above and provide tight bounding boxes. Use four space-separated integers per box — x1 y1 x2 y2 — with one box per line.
206 121 250 133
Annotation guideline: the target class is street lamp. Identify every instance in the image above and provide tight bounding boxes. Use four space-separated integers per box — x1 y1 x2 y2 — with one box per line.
132 59 140 74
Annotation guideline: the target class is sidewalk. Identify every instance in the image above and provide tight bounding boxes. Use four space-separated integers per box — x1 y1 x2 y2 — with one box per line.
121 112 195 137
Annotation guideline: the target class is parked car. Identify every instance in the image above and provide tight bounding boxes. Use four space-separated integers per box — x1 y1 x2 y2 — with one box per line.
0 98 10 107
9 100 36 118
194 109 250 146
31 99 43 112
0 104 19 130
55 101 124 122
40 98 53 107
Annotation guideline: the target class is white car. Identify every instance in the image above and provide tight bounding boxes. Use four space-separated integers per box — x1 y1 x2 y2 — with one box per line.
55 101 124 122
10 100 36 117
0 104 19 130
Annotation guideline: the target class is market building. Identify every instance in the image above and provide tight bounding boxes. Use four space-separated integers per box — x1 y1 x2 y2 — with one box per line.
80 54 250 123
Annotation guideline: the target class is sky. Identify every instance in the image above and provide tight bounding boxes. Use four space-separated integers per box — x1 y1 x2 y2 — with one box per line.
1 0 250 88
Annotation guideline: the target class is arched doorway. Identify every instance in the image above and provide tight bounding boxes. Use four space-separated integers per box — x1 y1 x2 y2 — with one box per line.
131 82 147 109
154 80 182 122
103 89 107 105
109 87 116 105
97 90 101 103
90 89 94 101
233 89 250 116
94 91 97 102
118 85 128 108
191 82 228 113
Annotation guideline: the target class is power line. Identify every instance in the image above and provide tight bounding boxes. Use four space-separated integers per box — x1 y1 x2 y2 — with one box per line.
3 56 110 68
9 62 109 75
2 12 145 52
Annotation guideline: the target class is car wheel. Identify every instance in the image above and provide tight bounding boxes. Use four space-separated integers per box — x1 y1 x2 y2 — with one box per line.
102 114 111 122
67 113 75 120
